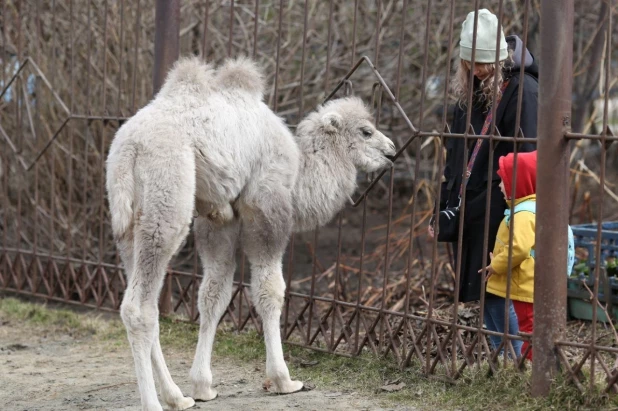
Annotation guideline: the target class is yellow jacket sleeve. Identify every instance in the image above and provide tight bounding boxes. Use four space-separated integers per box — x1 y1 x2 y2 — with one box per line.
490 212 535 275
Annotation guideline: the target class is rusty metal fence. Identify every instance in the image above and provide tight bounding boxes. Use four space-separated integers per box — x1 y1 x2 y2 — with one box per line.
1 0 617 397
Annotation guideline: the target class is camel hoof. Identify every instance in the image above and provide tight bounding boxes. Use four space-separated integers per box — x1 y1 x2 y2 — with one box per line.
192 386 218 402
268 379 304 395
165 396 195 410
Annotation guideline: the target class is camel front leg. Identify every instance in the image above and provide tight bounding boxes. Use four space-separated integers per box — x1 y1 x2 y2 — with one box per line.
189 216 240 401
239 182 302 394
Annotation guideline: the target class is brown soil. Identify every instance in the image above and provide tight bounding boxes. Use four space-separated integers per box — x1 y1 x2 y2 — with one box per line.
0 319 416 411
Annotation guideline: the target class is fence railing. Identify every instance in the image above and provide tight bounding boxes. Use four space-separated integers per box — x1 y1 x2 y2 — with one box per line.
1 0 617 397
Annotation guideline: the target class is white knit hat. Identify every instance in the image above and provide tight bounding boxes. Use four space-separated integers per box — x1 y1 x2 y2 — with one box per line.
459 9 508 63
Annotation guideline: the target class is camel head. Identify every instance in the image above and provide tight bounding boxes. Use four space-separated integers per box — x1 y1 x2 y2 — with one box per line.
292 96 398 232
317 97 396 173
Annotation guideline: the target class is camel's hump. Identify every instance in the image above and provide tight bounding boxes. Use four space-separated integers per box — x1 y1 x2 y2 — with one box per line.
215 57 265 97
159 56 215 96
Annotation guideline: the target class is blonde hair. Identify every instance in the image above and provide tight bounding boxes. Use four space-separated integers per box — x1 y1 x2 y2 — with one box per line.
451 51 513 111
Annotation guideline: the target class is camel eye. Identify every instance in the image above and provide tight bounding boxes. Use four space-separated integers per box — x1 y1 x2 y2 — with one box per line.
361 128 373 138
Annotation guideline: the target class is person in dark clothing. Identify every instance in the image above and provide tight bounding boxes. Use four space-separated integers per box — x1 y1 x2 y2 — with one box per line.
429 9 538 306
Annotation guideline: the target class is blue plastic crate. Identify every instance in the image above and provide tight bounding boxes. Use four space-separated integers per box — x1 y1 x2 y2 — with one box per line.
571 221 618 280
567 221 618 322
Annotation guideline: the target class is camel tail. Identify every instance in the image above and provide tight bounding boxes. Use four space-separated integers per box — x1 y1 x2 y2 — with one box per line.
106 141 138 239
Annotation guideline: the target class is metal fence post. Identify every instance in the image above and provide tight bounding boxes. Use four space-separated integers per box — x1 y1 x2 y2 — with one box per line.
153 0 180 316
532 0 574 396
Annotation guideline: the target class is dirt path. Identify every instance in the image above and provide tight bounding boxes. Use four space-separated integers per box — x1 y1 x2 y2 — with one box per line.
0 322 413 411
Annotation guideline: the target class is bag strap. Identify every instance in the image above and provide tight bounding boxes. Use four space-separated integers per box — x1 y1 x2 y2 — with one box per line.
504 199 536 259
504 199 536 226
458 80 510 199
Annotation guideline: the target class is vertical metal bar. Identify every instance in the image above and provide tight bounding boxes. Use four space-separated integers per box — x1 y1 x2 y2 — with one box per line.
85 0 92 115
284 0 309 340
101 0 109 115
397 0 412 364
350 0 358 68
354 201 368 354
307 230 319 345
1 0 6 88
427 0 455 374
34 147 39 293
191 231 198 322
2 149 8 283
66 0 75 294
324 0 334 94
131 0 141 112
50 0 57 88
99 1 110 268
69 0 75 114
202 0 210 60
117 0 124 115
153 0 180 94
601 10 612 134
283 235 294 339
16 0 23 155
450 0 480 374
298 0 308 121
272 0 283 112
394 0 407 101
330 212 344 349
378 166 395 354
589 5 612 394
227 0 234 57
81 0 92 264
16 178 22 285
492 0 518 368
153 0 180 316
402 0 426 367
81 129 89 263
496 4 534 364
15 0 23 279
374 0 381 68
252 0 259 59
33 68 40 254
531 0 574 397
514 0 532 137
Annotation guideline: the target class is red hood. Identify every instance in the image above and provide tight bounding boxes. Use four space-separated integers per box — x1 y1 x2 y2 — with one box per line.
497 151 537 199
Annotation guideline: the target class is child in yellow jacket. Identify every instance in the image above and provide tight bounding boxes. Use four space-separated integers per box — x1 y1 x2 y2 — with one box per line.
481 150 537 360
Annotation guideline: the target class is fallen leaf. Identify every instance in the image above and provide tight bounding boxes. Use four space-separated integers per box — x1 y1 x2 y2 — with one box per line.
324 392 343 398
300 360 319 367
262 379 272 391
302 383 316 391
380 382 406 392
6 343 28 351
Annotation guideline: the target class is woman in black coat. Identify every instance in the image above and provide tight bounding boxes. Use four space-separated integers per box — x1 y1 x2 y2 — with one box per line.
430 21 538 304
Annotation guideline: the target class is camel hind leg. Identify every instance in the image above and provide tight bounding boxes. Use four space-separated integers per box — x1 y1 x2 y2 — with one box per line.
119 151 196 411
189 213 240 401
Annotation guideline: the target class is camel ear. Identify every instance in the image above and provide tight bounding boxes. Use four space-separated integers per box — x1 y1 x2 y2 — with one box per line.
321 112 343 134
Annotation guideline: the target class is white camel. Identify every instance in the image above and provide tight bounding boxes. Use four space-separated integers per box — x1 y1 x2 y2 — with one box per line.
106 56 396 411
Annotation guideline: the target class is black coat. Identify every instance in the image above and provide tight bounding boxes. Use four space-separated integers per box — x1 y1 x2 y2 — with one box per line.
440 37 539 303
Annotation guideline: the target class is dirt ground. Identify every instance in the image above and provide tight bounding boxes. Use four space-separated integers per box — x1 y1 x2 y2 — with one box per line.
0 320 415 411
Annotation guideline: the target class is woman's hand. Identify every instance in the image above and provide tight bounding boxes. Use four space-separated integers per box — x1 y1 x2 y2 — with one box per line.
428 224 435 238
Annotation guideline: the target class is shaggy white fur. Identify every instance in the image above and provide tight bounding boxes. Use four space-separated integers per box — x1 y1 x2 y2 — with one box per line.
106 56 396 411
